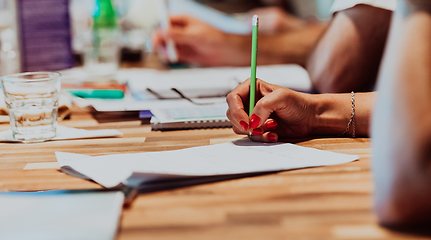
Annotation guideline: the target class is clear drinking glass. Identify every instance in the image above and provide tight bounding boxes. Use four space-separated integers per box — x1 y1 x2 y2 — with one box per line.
83 29 120 77
0 72 61 143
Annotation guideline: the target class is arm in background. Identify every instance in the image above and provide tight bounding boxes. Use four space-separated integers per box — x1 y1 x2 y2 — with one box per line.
307 4 393 93
246 6 306 34
152 15 327 67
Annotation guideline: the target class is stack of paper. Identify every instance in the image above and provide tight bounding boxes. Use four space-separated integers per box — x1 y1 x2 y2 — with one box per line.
56 139 359 191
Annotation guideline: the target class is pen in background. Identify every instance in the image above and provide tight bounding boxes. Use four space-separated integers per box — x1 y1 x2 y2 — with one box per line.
249 15 258 117
155 0 178 63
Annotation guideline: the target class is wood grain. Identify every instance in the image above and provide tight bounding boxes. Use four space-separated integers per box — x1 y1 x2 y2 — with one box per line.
0 52 427 238
0 108 428 239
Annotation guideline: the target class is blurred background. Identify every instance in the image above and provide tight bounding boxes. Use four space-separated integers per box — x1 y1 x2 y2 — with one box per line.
0 0 334 76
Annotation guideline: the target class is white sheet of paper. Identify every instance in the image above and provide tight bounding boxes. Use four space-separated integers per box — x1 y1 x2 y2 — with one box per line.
0 126 123 142
0 115 9 123
56 139 359 188
0 191 124 240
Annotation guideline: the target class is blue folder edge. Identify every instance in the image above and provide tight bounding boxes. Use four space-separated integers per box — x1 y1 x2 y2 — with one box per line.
139 110 154 119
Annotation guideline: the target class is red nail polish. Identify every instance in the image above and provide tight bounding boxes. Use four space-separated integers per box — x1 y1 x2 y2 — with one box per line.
250 114 261 129
252 128 263 135
265 120 278 130
240 121 248 131
268 134 277 142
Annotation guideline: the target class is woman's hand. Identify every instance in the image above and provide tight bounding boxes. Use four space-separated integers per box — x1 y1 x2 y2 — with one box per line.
226 79 316 142
227 79 373 142
152 15 250 67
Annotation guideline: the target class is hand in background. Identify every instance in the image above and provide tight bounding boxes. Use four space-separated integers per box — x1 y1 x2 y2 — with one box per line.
226 79 315 142
246 7 305 34
307 4 392 93
152 15 249 67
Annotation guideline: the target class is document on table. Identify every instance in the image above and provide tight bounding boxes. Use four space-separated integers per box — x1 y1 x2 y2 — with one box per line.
0 190 124 240
150 99 231 130
56 139 359 189
64 65 310 112
124 64 311 100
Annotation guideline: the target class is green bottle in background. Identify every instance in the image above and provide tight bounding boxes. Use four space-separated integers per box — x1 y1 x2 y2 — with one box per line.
93 0 117 29
84 0 120 77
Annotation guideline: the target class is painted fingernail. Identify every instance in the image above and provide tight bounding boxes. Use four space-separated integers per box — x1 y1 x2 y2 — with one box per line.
240 121 248 131
250 114 261 129
265 120 278 130
268 133 278 142
252 128 263 135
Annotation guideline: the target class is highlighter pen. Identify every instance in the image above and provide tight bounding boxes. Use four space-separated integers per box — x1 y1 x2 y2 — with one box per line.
249 15 258 116
67 89 125 99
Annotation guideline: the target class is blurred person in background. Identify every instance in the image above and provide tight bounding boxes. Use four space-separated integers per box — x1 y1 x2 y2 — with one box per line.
372 0 431 227
152 0 329 68
153 0 392 94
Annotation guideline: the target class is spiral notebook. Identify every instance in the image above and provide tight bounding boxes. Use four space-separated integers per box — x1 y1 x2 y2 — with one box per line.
150 98 232 131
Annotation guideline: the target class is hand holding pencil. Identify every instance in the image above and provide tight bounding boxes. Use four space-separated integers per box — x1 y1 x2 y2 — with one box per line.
226 78 315 142
227 15 316 142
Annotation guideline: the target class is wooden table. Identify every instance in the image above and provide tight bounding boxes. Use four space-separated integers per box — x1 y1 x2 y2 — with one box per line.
0 106 429 240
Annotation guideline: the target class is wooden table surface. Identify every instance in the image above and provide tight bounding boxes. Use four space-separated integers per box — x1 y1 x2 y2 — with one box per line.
0 107 429 240
0 55 428 239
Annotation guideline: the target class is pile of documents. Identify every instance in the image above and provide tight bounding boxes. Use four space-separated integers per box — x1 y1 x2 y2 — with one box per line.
65 64 311 130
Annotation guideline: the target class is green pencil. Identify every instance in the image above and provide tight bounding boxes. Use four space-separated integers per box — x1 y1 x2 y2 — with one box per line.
249 15 258 115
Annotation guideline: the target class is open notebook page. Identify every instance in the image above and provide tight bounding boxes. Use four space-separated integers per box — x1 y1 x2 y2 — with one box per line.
56 139 358 189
